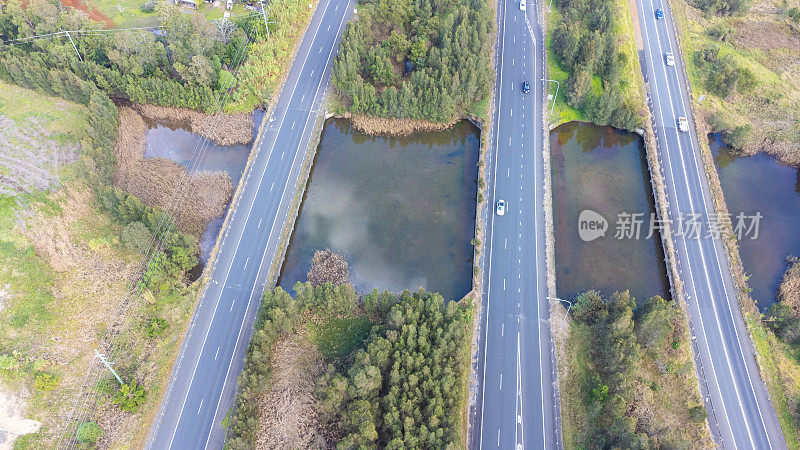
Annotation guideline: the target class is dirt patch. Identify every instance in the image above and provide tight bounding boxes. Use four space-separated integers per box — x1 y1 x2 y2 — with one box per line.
59 0 114 28
254 337 330 449
113 107 234 236
0 384 40 450
132 104 254 147
344 113 460 136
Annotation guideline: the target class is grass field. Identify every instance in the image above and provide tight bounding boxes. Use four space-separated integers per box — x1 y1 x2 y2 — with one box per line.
545 8 584 126
0 82 202 448
670 0 800 164
86 0 252 28
306 315 373 362
0 82 84 197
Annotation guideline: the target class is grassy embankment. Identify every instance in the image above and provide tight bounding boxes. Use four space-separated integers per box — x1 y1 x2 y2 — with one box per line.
561 291 713 448
545 0 645 129
671 0 800 165
226 283 474 448
670 0 800 445
0 82 200 448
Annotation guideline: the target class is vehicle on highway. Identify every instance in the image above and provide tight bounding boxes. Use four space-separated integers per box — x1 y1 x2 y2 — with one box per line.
522 81 530 93
655 8 663 19
665 52 675 66
496 199 506 216
678 116 689 132
520 0 526 10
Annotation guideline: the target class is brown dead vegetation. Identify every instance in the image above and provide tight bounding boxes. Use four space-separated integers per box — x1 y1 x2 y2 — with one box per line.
132 103 254 147
307 249 350 287
15 185 138 364
734 19 800 52
345 113 460 136
779 258 800 316
255 337 331 449
113 107 233 236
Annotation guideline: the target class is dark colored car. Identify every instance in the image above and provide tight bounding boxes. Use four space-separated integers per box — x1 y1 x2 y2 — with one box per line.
655 8 664 19
522 81 530 93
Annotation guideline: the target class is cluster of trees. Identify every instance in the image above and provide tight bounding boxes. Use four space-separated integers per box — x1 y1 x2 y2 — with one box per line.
319 290 473 447
332 0 494 122
570 291 705 448
227 282 362 448
550 0 639 131
692 0 749 15
765 261 800 345
693 44 756 99
0 0 258 112
227 283 474 448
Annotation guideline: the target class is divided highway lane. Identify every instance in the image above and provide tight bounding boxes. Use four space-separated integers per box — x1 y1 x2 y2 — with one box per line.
475 0 557 447
636 0 784 447
147 0 355 447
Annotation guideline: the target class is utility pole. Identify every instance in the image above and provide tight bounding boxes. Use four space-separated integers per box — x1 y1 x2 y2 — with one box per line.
547 296 572 330
259 0 270 39
65 31 83 62
94 349 123 384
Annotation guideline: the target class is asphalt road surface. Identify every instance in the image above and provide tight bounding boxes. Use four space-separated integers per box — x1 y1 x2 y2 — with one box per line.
636 0 785 447
473 0 558 447
146 0 355 447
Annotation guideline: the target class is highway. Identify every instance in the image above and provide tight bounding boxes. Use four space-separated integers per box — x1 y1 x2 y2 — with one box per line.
635 0 785 447
146 0 355 447
473 0 558 447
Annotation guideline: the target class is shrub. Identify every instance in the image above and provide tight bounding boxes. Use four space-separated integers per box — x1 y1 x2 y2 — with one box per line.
144 316 169 338
76 421 103 443
140 0 156 12
113 381 147 413
34 371 58 392
689 405 708 422
693 0 749 15
707 23 736 42
121 221 152 254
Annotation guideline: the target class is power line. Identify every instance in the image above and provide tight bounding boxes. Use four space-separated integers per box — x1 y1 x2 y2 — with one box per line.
56 16 261 448
0 26 165 46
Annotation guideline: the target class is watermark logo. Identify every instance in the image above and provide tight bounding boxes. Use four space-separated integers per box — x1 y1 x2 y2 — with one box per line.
578 209 608 242
576 210 763 241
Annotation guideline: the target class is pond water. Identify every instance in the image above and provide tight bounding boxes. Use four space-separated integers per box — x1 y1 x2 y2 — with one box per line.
551 122 670 303
278 118 479 301
143 110 264 260
711 134 800 310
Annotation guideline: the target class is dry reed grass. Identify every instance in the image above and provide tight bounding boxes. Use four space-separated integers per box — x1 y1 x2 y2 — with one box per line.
346 113 460 136
133 104 254 147
113 107 234 237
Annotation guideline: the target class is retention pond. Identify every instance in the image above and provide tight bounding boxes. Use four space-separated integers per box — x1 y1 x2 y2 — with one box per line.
142 110 264 260
712 134 800 310
278 118 479 301
551 122 669 302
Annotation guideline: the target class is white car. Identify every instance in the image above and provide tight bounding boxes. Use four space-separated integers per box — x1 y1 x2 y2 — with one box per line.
496 199 506 216
520 0 526 10
678 116 689 132
665 52 675 66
